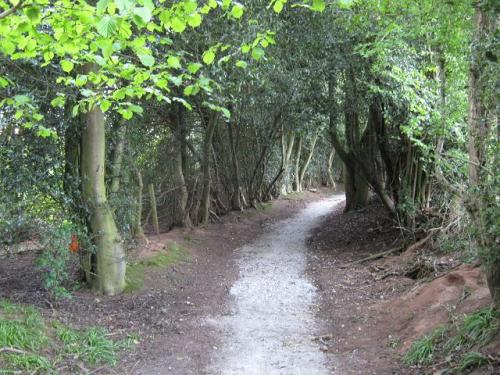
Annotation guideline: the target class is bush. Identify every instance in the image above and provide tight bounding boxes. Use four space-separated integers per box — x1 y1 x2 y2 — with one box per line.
36 222 83 298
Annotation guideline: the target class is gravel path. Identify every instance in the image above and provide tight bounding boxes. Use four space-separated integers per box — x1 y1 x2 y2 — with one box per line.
208 194 344 374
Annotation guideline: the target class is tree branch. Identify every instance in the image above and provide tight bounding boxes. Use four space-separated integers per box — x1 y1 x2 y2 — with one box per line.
0 1 25 20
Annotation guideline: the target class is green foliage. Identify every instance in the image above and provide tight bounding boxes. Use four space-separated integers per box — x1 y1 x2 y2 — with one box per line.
55 324 131 366
402 308 499 372
0 300 48 351
36 222 85 299
456 351 491 373
445 308 499 353
0 300 137 373
403 326 447 365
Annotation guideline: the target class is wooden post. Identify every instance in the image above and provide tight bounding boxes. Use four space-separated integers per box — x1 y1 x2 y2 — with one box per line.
148 183 159 235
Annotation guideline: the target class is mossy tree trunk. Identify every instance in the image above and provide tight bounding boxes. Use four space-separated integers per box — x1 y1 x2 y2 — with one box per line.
80 63 125 295
465 6 499 309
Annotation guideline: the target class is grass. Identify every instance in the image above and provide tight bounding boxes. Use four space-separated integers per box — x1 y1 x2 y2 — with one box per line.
125 243 187 292
403 325 447 365
457 351 491 373
0 300 137 374
258 202 273 211
402 307 499 372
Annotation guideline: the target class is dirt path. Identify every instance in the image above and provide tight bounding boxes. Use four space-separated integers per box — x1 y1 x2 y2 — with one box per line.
207 194 345 374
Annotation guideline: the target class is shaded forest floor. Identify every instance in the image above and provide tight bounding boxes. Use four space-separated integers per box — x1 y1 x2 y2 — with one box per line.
0 190 330 374
0 190 498 374
307 201 498 374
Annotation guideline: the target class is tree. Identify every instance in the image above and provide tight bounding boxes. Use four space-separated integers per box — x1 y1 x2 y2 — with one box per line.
465 3 499 308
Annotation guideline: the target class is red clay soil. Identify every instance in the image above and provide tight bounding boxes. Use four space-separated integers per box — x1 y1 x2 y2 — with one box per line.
0 191 328 374
307 200 495 375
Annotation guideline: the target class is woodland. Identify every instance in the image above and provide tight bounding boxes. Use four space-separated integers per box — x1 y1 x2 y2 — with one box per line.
0 0 499 374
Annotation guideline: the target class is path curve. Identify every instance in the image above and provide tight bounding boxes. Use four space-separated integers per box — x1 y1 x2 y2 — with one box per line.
208 194 344 374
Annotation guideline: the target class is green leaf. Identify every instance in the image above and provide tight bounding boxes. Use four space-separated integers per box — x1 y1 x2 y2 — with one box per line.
100 100 112 112
36 126 54 138
51 96 66 108
96 39 114 60
72 104 80 117
251 47 264 60
33 113 44 121
241 44 250 53
273 1 284 13
61 60 75 73
235 60 247 68
337 0 354 9
184 0 198 13
231 4 244 19
167 56 181 69
120 109 134 120
138 53 155 67
169 75 183 86
94 55 106 66
221 107 231 119
129 104 143 114
96 16 118 37
171 17 186 32
116 0 134 14
202 50 216 65
155 78 169 89
0 76 10 88
96 0 109 13
14 95 30 105
187 62 202 74
143 0 155 11
183 85 199 96
187 13 202 27
2 40 15 55
75 75 88 87
311 0 325 12
173 97 192 110
25 7 41 21
133 7 152 23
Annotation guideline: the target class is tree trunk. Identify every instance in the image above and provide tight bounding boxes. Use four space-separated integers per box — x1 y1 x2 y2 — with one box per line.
328 75 396 214
298 132 319 191
343 160 369 211
80 64 125 295
280 133 295 195
227 119 243 211
132 169 146 242
327 147 336 190
63 100 82 215
465 6 499 309
109 123 126 194
170 107 190 227
200 112 218 225
248 111 281 199
293 136 302 192
148 183 159 235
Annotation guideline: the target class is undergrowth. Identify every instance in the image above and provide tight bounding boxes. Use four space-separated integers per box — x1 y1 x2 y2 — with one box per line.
0 300 137 374
403 307 499 373
125 243 187 292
